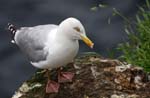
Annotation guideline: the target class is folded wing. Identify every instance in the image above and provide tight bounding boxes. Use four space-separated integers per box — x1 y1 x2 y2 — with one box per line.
15 24 58 62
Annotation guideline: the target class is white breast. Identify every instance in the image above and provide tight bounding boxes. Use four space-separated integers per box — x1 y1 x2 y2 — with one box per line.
46 40 79 69
31 38 79 69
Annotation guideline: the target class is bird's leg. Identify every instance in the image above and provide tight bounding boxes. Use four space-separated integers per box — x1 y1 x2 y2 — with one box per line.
45 69 60 93
58 67 75 83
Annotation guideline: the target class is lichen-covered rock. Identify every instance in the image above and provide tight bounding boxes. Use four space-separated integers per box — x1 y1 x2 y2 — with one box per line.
12 52 150 98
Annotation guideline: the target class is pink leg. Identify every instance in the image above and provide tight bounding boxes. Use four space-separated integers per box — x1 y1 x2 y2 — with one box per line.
46 80 60 93
45 70 60 93
58 68 75 83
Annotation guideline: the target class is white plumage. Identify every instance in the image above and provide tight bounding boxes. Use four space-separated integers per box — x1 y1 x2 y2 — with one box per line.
14 17 93 70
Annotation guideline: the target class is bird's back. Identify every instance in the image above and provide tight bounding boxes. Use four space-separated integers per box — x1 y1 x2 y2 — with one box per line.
14 24 58 62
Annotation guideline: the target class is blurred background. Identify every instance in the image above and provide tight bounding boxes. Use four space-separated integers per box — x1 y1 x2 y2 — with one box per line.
0 0 145 97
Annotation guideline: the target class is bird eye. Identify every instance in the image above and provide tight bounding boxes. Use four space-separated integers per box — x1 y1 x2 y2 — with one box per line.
73 27 80 32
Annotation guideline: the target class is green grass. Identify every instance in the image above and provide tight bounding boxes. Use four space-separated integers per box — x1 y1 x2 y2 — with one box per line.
117 0 150 72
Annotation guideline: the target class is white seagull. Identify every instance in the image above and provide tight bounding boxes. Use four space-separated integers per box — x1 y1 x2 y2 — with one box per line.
8 17 94 93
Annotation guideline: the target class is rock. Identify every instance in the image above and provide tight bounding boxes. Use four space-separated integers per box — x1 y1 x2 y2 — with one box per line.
111 94 125 98
12 52 150 98
111 94 140 98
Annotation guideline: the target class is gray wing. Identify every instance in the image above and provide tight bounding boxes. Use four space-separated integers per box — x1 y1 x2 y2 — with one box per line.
15 24 58 62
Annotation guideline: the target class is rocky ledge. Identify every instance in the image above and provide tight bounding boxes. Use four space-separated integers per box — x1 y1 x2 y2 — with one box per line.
12 52 150 98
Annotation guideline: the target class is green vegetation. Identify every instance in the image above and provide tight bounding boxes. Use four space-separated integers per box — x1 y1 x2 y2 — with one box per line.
117 0 150 72
90 3 108 11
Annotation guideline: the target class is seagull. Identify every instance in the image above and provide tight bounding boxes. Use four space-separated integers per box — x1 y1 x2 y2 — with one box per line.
7 17 94 93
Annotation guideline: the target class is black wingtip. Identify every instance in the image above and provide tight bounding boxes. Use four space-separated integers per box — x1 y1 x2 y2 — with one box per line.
7 23 17 34
7 23 17 44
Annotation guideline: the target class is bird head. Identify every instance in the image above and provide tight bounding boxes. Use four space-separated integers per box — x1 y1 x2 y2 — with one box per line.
59 17 94 48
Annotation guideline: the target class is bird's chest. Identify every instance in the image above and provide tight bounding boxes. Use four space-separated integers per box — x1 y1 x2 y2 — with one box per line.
47 41 79 68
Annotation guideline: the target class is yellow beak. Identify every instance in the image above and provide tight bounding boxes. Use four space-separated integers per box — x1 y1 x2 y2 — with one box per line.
81 35 94 48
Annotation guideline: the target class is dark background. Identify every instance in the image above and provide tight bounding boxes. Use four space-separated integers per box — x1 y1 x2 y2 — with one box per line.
0 0 145 97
